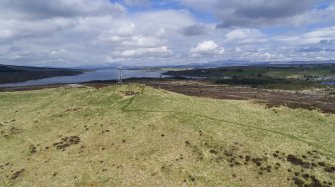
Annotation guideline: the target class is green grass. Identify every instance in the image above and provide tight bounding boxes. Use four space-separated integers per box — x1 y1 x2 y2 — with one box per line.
0 84 334 186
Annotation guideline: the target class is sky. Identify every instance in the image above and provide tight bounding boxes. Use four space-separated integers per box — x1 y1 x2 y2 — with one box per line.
0 0 334 67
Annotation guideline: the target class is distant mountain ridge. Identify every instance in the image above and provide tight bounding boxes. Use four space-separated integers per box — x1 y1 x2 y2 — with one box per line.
162 59 335 68
3 59 335 70
130 59 335 70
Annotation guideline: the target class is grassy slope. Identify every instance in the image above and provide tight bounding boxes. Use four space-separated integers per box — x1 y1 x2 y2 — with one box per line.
0 84 334 186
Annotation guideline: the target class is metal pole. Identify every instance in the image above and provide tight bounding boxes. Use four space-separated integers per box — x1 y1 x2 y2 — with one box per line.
118 66 122 84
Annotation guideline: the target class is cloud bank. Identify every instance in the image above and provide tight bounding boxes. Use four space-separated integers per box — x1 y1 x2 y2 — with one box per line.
0 0 334 67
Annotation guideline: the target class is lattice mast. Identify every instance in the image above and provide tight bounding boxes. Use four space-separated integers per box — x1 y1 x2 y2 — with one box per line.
118 66 123 84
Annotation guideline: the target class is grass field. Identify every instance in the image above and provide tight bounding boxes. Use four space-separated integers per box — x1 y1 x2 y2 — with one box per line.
0 84 334 186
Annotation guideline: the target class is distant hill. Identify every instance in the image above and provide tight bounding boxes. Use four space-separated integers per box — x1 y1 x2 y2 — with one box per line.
160 59 335 69
0 64 83 84
126 59 335 70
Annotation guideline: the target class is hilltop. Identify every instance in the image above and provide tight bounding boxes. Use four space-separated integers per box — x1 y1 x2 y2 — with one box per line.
0 84 334 186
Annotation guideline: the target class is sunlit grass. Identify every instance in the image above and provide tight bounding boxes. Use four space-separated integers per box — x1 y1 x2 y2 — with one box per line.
0 84 334 186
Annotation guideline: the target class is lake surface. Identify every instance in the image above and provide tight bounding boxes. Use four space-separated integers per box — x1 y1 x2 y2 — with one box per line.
322 81 335 86
0 69 169 87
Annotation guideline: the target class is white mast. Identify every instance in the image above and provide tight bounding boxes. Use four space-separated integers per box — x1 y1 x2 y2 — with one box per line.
118 66 123 84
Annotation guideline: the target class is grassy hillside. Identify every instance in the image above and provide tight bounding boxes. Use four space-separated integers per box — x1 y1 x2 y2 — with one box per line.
0 64 83 84
0 84 334 186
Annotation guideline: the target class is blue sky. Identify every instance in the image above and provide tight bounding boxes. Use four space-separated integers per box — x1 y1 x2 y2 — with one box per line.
0 0 334 67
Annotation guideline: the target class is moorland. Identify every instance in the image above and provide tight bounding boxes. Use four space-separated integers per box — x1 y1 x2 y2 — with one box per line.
0 63 334 187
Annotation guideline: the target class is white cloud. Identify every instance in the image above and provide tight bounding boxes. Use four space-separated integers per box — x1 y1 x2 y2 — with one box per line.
275 26 335 45
190 40 225 57
121 35 161 47
224 29 267 45
50 49 67 55
191 40 217 53
132 9 194 32
0 29 12 39
113 46 171 58
116 23 136 36
289 3 335 27
0 0 334 67
0 7 197 66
